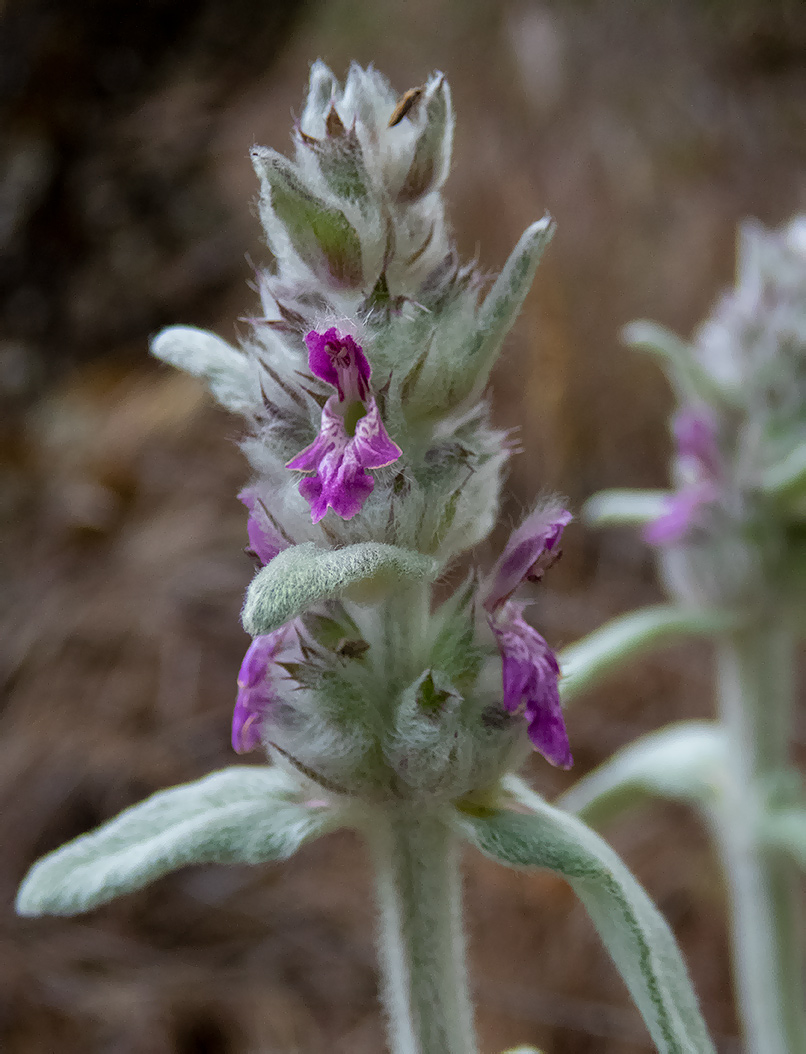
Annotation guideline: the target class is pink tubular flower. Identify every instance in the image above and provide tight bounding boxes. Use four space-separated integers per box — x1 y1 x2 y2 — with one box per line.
483 504 572 612
287 328 401 523
232 625 297 754
673 406 722 478
644 407 722 546
482 505 573 768
643 481 719 546
239 488 287 565
491 602 572 769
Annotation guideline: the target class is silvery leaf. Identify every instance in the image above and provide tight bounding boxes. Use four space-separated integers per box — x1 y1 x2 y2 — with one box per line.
454 794 715 1054
242 542 438 636
17 767 345 917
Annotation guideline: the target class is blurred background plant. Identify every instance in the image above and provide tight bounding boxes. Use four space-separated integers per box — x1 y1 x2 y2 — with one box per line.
559 216 806 1054
1 0 805 1051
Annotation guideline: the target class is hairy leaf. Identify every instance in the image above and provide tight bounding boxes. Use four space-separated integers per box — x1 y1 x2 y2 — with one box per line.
549 722 725 826
584 489 672 528
150 326 256 412
242 542 438 636
253 147 364 287
761 442 806 505
559 605 735 703
17 767 344 917
455 795 715 1054
624 321 728 406
397 76 453 202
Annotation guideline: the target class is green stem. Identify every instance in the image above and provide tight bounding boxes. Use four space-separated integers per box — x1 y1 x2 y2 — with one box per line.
366 805 477 1054
715 625 806 1054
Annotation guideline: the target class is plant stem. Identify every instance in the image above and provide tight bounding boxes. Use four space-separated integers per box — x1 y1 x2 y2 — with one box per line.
715 624 806 1054
366 805 477 1054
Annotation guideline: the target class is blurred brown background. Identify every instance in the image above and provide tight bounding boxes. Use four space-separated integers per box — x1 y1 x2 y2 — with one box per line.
1 0 805 1051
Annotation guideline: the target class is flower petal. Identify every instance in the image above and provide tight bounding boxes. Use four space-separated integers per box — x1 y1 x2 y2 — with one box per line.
673 406 721 479
490 602 572 768
287 398 347 473
483 504 572 613
232 627 297 754
300 443 375 523
288 397 399 523
238 488 286 565
237 634 278 689
305 328 371 402
352 398 403 469
643 481 718 546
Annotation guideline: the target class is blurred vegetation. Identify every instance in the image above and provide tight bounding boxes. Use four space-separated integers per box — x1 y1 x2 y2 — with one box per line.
1 0 804 1051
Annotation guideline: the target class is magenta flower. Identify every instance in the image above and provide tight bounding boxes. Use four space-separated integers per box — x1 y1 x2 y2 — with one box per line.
287 328 401 523
643 481 719 546
239 488 287 565
644 407 722 546
482 505 573 768
232 624 297 754
491 602 572 769
673 406 721 478
483 504 572 612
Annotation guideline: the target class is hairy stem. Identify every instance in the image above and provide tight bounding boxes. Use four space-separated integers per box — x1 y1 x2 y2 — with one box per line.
366 805 477 1054
715 625 806 1054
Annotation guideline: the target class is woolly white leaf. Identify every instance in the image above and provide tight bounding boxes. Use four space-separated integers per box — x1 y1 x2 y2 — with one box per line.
151 326 256 413
242 542 438 636
455 796 715 1054
551 722 726 826
584 489 672 528
624 321 728 406
559 605 735 703
17 767 343 917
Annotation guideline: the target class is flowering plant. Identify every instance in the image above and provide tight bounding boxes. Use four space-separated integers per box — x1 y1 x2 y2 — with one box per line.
560 218 806 1054
16 63 714 1054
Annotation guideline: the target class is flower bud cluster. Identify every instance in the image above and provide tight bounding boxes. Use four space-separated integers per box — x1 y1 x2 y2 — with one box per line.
643 218 806 610
152 63 569 800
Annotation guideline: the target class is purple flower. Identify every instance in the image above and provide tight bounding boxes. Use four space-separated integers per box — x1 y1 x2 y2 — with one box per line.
239 488 287 565
491 602 572 769
232 625 297 754
482 505 573 767
644 407 722 546
643 480 719 546
482 504 572 613
287 328 401 523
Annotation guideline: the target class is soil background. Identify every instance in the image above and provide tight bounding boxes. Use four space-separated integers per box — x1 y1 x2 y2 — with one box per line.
2 1 805 1051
